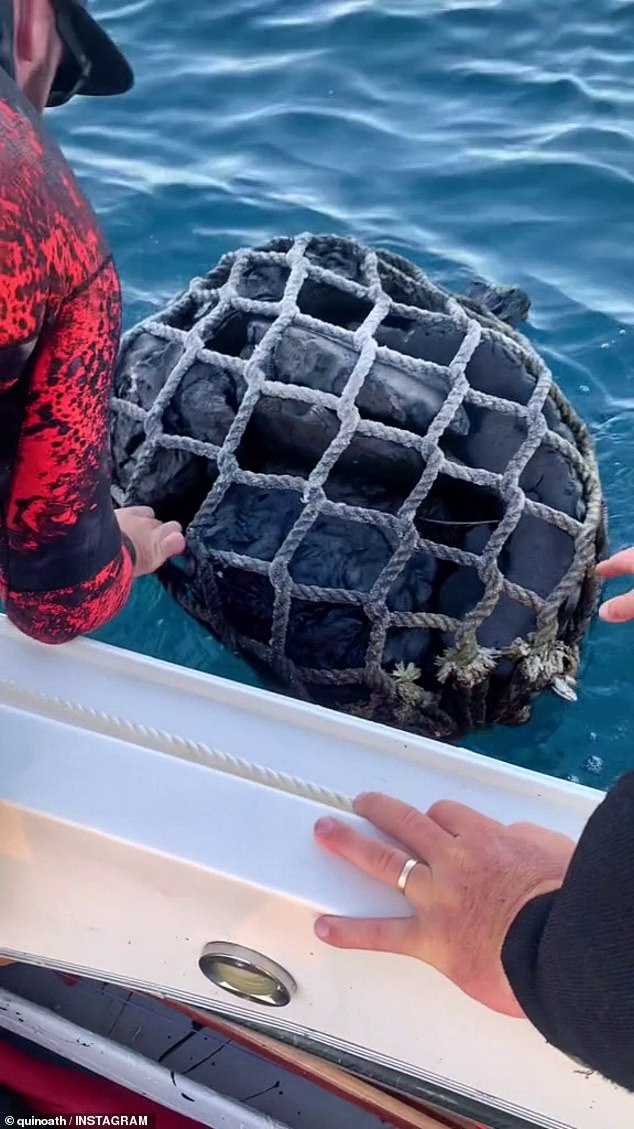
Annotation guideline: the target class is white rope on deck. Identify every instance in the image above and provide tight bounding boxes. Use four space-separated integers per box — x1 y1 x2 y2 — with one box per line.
0 678 354 814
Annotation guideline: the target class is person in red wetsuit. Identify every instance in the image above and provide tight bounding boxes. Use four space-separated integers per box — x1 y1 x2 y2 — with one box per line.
0 0 185 644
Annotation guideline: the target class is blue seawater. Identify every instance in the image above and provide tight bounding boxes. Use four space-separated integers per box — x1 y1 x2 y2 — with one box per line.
49 0 634 787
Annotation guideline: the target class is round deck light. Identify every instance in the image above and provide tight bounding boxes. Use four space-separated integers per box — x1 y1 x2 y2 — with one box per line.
199 942 295 1007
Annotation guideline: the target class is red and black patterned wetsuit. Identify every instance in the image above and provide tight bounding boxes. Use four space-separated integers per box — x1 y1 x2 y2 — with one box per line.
0 68 134 643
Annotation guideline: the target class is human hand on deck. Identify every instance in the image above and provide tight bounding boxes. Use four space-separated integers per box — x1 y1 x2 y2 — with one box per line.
313 792 574 1017
115 506 186 578
597 548 634 623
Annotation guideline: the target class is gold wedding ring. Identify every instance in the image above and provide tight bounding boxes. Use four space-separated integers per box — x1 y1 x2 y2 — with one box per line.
396 856 419 894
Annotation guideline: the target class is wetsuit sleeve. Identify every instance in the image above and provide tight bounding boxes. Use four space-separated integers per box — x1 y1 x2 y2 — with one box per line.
2 259 135 644
502 770 634 1091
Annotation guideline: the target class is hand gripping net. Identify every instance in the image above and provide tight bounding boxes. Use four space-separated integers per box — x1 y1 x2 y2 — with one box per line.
110 234 606 740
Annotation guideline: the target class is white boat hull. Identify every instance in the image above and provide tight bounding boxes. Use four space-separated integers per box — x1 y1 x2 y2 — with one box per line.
0 615 626 1129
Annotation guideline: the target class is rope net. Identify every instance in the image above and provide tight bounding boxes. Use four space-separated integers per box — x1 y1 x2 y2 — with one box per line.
110 234 607 740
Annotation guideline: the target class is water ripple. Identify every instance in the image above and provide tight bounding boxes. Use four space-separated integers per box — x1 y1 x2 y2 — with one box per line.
50 0 634 784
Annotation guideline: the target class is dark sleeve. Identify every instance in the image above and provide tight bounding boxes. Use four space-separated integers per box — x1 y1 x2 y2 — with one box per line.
1 259 135 644
501 770 634 1091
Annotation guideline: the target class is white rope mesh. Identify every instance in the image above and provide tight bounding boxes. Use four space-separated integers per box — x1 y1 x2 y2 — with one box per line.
110 234 606 740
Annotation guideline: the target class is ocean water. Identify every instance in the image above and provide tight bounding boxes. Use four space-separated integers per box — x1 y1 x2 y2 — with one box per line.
49 0 634 788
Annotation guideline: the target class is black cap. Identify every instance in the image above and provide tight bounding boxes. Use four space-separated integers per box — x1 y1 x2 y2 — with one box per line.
48 0 134 107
